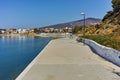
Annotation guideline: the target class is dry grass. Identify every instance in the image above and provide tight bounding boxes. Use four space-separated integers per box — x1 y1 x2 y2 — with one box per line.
82 35 120 51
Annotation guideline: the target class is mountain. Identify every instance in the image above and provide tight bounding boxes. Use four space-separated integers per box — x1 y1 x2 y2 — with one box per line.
43 18 101 28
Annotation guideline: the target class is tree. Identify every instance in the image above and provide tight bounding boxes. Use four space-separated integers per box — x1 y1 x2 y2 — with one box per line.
72 26 82 33
102 10 113 21
112 0 120 11
34 28 40 33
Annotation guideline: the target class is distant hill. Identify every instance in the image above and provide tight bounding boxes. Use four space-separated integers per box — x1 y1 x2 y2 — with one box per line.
43 18 101 28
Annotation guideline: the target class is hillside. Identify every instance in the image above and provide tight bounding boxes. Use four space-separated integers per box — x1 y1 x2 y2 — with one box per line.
82 0 120 50
43 18 101 28
91 0 120 35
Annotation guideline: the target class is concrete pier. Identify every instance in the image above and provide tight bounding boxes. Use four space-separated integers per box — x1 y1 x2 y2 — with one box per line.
16 38 120 80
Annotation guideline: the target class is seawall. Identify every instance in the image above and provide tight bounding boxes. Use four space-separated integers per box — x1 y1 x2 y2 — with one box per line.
84 39 120 66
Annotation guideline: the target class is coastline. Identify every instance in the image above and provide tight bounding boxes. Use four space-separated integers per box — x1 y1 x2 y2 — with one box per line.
0 33 38 37
0 33 67 38
15 39 53 80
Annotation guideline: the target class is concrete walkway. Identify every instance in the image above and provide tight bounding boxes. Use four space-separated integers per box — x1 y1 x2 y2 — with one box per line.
16 38 120 80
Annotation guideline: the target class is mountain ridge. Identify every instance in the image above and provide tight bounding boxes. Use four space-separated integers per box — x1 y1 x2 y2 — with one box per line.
42 18 101 28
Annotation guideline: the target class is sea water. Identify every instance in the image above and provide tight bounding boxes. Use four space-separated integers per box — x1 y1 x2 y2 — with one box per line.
0 36 52 80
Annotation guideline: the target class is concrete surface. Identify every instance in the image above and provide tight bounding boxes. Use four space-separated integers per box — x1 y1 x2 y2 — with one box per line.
16 38 120 80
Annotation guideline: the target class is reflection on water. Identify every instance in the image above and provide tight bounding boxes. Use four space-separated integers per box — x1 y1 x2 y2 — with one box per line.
0 37 52 80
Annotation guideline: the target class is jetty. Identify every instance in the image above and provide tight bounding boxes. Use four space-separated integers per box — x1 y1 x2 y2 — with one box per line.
16 38 120 80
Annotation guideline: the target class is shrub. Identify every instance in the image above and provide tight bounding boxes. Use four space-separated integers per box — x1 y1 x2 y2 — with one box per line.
102 11 113 21
112 0 120 11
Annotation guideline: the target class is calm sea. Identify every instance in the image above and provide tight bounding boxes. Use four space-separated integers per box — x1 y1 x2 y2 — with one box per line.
0 36 52 80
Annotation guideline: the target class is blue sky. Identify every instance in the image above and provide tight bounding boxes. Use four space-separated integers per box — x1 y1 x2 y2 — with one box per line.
0 0 112 29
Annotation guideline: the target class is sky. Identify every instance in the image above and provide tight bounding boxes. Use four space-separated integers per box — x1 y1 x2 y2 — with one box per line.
0 0 112 29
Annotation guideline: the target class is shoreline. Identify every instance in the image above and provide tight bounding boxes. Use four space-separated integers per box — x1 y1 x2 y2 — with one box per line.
0 33 67 38
0 33 38 37
15 39 53 80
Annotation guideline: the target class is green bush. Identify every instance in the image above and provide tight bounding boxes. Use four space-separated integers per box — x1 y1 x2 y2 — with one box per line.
102 11 113 21
72 26 82 33
112 0 120 8
112 0 120 11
